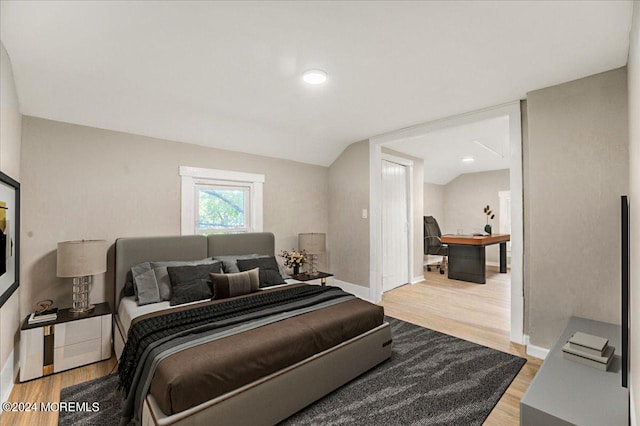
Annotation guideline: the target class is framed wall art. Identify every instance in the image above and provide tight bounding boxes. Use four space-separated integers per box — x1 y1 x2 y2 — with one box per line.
0 171 19 308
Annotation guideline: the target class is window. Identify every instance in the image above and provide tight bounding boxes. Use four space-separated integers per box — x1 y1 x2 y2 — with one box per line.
180 166 264 235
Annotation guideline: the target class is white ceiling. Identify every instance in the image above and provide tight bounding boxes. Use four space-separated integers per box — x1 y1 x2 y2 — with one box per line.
385 116 510 185
0 1 633 167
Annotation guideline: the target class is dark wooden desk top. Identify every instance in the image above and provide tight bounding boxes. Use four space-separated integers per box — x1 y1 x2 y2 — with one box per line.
440 234 510 246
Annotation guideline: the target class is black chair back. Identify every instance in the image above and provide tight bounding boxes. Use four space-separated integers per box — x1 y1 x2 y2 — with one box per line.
424 216 444 255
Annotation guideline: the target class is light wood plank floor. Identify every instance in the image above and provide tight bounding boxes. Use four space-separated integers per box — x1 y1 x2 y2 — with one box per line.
380 265 541 425
2 355 117 426
3 266 541 426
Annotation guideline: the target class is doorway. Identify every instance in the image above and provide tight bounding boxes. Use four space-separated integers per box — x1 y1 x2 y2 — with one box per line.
369 101 525 344
381 157 411 292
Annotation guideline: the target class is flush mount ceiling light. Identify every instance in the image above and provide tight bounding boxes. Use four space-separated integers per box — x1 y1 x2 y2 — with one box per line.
302 69 327 85
462 157 475 163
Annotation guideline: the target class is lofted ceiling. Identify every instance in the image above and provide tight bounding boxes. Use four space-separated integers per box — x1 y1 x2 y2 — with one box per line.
0 1 633 167
385 116 510 185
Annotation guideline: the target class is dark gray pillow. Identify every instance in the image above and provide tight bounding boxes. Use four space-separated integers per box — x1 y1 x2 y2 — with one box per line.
236 256 286 287
151 259 219 301
123 271 135 297
210 268 260 300
213 254 291 279
167 263 222 306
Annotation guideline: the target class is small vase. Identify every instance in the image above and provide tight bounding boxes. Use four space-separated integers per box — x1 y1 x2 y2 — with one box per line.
293 266 300 275
484 224 492 235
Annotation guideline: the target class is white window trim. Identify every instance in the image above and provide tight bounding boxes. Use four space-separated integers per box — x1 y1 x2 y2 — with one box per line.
180 166 264 235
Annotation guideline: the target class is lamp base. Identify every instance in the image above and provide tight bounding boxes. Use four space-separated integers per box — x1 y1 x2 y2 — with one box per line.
307 254 319 276
69 305 95 314
71 276 94 314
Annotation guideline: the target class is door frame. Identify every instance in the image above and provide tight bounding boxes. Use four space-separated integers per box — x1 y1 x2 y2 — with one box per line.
381 153 414 292
369 101 525 344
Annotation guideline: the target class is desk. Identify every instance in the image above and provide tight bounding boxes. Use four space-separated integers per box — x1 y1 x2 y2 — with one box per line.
440 234 510 284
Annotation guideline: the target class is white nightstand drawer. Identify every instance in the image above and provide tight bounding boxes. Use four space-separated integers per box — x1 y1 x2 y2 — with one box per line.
54 316 101 348
54 338 103 373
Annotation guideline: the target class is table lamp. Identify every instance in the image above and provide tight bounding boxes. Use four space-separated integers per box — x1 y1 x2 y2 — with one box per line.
298 233 326 276
57 240 107 314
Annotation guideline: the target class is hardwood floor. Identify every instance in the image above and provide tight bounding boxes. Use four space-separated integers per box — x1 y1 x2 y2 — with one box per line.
380 265 541 425
2 355 117 426
3 266 540 426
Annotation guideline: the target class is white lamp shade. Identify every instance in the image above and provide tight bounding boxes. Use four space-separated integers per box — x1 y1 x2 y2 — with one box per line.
298 233 326 255
57 240 107 277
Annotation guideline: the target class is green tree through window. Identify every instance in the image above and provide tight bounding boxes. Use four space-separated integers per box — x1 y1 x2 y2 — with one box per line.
197 187 248 232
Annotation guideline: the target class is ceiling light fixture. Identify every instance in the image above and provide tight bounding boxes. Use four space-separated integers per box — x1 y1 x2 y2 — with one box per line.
462 157 475 163
473 140 504 158
302 69 327 85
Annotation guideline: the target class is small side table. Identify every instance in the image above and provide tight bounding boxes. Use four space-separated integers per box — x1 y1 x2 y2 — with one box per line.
20 302 112 382
292 271 334 286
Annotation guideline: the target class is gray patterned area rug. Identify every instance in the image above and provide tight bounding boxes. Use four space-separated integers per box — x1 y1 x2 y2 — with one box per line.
59 317 525 426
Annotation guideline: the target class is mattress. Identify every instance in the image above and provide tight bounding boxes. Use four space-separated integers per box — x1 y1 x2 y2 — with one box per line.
117 279 302 335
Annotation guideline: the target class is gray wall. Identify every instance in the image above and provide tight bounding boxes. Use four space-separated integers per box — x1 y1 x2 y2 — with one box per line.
0 41 22 399
328 141 370 288
627 1 639 416
20 117 329 316
442 169 510 263
423 183 444 224
382 147 425 281
525 67 629 349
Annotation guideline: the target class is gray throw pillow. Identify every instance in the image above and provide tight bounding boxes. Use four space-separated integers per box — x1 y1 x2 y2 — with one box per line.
236 256 286 287
131 262 161 306
167 263 222 306
210 268 260 300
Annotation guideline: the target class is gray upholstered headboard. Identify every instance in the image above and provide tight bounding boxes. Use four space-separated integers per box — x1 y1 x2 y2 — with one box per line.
115 232 275 310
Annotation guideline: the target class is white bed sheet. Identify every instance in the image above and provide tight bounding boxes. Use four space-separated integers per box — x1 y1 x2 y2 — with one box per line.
117 279 302 336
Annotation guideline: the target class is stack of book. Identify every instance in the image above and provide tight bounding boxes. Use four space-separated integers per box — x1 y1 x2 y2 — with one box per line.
27 308 58 325
562 331 614 371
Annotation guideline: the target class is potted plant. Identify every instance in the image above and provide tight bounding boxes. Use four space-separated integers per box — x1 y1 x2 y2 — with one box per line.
484 205 495 235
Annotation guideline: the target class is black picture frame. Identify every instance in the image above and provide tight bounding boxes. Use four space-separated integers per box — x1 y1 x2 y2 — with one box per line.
0 171 20 308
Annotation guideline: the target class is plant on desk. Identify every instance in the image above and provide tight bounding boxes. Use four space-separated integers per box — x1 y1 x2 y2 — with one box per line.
483 205 495 235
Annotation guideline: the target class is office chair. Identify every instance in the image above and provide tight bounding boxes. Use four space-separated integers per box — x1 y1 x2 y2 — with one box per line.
424 216 448 275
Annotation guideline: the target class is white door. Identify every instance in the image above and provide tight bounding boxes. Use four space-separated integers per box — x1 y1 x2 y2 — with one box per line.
382 159 409 292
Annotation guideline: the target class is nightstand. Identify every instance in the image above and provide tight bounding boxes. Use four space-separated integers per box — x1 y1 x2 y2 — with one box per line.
292 271 334 286
19 302 112 382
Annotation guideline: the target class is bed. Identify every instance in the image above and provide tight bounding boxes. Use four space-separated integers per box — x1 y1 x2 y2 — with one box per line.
113 232 392 426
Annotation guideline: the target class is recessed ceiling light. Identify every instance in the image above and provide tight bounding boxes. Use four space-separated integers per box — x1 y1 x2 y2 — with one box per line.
302 69 327 85
462 157 475 163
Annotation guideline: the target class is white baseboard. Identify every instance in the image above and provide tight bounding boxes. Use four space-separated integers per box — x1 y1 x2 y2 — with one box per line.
524 334 549 359
411 275 424 284
1 350 15 403
333 279 374 302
